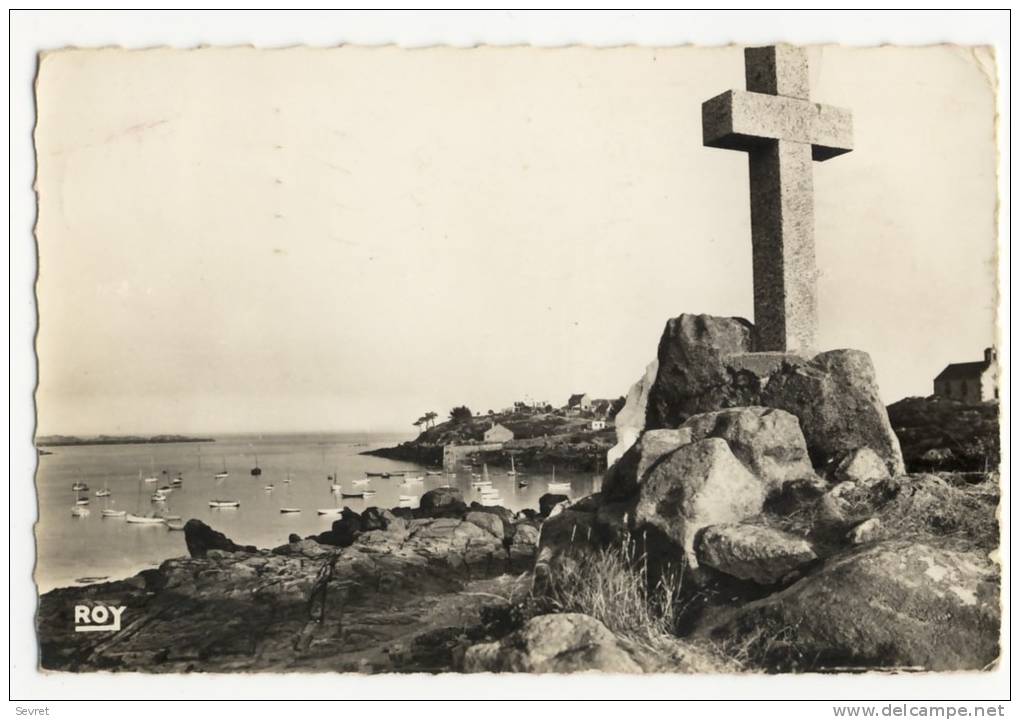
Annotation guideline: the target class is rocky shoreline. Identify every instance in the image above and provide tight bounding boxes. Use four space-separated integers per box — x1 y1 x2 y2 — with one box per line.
38 313 1002 675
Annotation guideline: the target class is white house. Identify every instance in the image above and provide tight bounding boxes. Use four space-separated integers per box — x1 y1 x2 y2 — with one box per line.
933 347 999 403
590 419 607 431
483 423 514 443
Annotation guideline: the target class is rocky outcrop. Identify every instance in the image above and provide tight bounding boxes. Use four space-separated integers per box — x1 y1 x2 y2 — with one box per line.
644 314 755 429
695 524 816 585
634 439 766 567
679 407 817 493
608 358 660 466
38 502 543 673
887 396 999 473
618 314 905 478
463 613 645 673
703 539 1000 671
760 350 905 475
183 520 256 558
419 487 466 515
603 428 693 501
539 493 570 517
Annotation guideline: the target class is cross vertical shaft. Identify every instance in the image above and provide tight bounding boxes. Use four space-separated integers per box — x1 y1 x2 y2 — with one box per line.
701 45 853 354
748 139 816 352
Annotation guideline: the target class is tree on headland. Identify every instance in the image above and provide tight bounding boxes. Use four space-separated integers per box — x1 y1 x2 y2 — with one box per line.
424 411 438 429
449 406 473 424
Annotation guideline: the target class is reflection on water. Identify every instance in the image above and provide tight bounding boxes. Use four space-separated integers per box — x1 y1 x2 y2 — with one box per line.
35 432 602 591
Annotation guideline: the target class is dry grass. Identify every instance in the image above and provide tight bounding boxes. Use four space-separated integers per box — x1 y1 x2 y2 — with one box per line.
533 538 739 672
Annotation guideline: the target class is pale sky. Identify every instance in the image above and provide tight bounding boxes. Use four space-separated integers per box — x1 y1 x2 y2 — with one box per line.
34 45 999 435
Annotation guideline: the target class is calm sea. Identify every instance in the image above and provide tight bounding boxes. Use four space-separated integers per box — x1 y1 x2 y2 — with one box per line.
34 432 601 592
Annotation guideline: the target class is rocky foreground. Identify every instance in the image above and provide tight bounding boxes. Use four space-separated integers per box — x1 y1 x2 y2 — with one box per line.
38 313 1002 674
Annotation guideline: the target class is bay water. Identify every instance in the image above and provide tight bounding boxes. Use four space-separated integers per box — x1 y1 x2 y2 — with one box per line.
35 432 601 592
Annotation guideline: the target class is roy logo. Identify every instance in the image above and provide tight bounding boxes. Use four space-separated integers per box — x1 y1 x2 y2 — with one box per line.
73 604 126 632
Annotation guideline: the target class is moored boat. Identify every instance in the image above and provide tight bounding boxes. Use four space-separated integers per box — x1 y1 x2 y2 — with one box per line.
126 513 165 524
102 509 127 518
279 507 301 514
208 499 240 509
71 506 90 518
316 507 344 516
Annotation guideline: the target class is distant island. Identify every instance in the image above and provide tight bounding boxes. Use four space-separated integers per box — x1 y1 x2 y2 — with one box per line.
36 434 215 448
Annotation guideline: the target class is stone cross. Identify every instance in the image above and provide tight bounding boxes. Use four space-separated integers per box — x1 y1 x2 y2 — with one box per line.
702 45 853 353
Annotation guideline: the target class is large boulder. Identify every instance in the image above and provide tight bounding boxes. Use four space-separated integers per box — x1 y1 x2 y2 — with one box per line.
462 613 644 673
695 523 817 585
419 487 465 513
703 540 1000 671
644 314 755 429
603 428 693 501
183 520 256 558
634 438 766 567
621 315 905 478
607 358 660 466
761 350 905 475
539 493 570 517
464 510 506 539
680 407 817 494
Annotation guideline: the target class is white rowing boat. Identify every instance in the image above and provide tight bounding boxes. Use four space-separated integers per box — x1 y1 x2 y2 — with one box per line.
126 513 165 524
208 500 240 509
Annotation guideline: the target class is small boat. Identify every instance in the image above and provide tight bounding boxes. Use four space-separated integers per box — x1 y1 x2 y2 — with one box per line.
366 472 386 478
265 484 275 491
388 471 406 477
71 506 90 518
102 509 126 518
75 576 109 584
317 507 344 516
398 495 417 508
352 478 370 486
166 520 186 531
95 488 111 498
341 492 364 499
158 485 173 493
425 470 443 476
71 482 89 492
507 457 517 477
279 507 301 514
214 457 229 479
170 476 183 487
151 493 168 503
547 465 570 493
283 470 292 484
126 513 165 524
144 459 159 484
75 497 90 506
143 476 158 483
361 490 377 498
250 454 262 477
208 499 240 509
517 479 529 488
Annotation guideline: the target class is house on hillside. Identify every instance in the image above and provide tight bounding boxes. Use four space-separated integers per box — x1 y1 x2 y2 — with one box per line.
566 393 592 411
590 419 607 431
483 423 515 443
933 347 999 403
